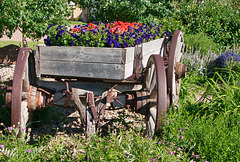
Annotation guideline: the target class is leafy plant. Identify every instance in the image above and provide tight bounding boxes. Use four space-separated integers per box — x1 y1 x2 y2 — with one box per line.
184 32 220 56
0 0 71 46
175 0 240 46
73 0 175 25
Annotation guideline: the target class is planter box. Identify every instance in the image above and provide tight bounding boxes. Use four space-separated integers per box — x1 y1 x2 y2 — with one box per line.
36 38 165 80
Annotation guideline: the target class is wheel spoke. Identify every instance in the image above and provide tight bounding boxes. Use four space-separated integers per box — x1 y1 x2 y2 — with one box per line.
149 72 156 94
148 116 155 136
147 63 155 90
149 107 157 123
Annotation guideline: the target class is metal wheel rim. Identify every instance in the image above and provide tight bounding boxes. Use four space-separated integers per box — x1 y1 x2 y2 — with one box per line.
11 48 33 136
167 30 184 105
145 55 168 136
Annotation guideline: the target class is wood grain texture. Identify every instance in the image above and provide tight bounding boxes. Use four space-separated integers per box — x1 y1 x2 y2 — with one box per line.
37 38 165 80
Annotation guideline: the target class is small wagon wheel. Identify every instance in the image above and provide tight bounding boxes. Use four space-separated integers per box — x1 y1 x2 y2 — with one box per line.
167 30 186 105
145 55 169 136
11 48 36 136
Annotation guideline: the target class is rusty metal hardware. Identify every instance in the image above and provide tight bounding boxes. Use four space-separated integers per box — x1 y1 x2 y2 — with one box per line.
126 46 143 81
175 62 187 79
125 91 150 114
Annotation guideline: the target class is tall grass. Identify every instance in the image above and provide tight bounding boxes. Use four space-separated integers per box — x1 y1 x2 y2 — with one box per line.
162 59 240 161
0 42 239 161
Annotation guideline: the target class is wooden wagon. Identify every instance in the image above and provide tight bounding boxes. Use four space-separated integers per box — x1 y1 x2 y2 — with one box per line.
5 30 186 137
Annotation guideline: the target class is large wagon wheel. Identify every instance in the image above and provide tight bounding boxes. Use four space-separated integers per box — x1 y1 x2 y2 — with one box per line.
167 30 186 105
11 48 36 136
145 55 169 136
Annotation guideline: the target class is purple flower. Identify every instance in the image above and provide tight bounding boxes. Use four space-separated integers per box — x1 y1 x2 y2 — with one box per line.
7 127 13 131
20 127 26 131
47 23 54 30
158 142 161 144
27 150 33 153
178 128 183 131
125 153 130 157
70 40 74 46
151 158 158 161
194 155 201 158
0 144 5 148
168 151 174 155
44 37 51 46
82 28 87 33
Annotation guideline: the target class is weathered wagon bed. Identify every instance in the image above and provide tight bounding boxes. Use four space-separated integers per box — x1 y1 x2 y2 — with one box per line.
36 38 165 80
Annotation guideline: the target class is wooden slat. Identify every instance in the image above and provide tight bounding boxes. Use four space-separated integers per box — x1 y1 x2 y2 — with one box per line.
40 60 126 80
38 45 136 64
142 39 164 56
36 38 165 80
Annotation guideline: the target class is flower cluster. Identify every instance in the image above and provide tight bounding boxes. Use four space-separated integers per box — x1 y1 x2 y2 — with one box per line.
44 21 170 48
215 51 240 67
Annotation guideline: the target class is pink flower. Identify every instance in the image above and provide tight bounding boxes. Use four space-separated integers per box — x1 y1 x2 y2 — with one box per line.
20 127 26 131
27 150 33 153
177 147 183 151
168 151 174 155
180 135 184 139
7 127 13 132
194 155 201 158
151 158 158 161
0 144 5 148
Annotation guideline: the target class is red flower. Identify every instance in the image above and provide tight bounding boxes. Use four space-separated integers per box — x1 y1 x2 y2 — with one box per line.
70 28 80 32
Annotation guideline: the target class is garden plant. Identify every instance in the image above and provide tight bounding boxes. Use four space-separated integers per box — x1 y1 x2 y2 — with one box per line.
0 0 240 161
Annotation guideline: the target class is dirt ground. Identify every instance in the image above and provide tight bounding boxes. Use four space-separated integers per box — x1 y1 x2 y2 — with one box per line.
0 45 19 64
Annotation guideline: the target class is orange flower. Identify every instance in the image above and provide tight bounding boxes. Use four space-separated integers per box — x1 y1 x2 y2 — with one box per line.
70 28 80 32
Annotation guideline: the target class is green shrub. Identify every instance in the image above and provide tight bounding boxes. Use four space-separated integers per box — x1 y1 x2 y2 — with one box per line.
184 32 220 56
73 0 175 24
175 0 240 47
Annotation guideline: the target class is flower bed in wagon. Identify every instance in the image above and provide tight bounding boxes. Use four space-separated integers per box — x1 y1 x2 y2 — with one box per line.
44 21 171 48
38 21 170 80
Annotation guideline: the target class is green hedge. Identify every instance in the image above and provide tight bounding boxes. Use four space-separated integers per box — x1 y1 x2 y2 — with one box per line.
74 0 239 47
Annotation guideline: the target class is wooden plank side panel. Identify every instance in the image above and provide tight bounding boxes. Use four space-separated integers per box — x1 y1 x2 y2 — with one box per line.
39 46 125 64
124 61 134 79
40 60 126 80
142 50 163 68
142 38 164 57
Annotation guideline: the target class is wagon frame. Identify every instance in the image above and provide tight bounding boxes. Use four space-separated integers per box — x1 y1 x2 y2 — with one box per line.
5 30 186 137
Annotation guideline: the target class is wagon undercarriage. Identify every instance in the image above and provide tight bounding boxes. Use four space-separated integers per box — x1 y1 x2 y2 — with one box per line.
5 30 187 137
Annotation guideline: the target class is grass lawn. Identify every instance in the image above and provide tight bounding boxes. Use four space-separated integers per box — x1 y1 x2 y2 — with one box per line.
0 41 44 50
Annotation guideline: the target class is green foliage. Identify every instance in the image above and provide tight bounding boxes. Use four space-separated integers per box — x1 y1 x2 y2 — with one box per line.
162 61 240 161
73 0 239 47
175 0 240 46
163 111 240 161
184 32 220 56
73 0 175 24
0 0 71 41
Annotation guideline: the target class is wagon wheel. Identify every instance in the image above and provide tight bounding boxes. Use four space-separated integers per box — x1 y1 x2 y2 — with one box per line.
167 30 186 105
11 48 36 137
145 55 169 136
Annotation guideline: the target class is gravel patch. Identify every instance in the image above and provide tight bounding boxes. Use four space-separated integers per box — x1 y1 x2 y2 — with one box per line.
0 64 15 82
